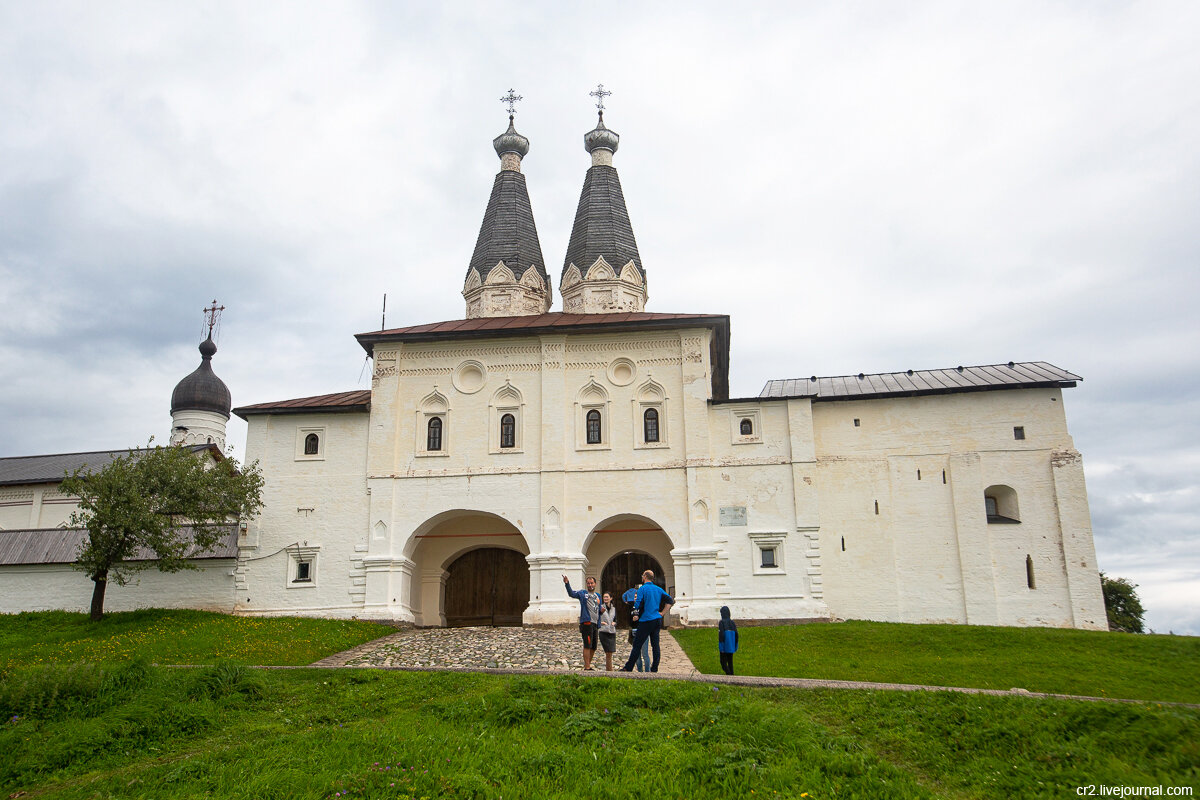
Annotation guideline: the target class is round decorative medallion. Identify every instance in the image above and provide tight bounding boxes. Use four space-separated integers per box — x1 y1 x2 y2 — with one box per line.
453 361 487 394
607 357 636 387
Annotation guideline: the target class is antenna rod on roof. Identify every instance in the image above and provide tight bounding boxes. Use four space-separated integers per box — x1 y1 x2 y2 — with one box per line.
381 293 387 331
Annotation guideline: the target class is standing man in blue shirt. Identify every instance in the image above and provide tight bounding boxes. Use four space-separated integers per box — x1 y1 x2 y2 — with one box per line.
620 570 674 673
563 574 601 670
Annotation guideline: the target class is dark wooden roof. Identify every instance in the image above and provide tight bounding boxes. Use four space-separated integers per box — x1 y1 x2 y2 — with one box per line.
467 169 548 286
233 390 371 420
0 445 220 487
0 525 239 565
562 164 644 279
356 312 730 400
756 362 1081 402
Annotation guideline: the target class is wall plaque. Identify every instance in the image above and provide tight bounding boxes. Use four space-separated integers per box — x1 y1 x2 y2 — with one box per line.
719 506 747 526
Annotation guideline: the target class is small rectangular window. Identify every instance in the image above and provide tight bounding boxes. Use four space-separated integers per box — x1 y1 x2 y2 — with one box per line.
853 418 860 427
874 500 879 515
294 562 311 582
1013 426 1025 440
760 548 777 568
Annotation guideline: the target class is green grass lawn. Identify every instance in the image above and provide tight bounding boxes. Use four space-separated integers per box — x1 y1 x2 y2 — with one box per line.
1 665 1196 799
1 612 1196 798
673 621 1200 704
0 609 392 668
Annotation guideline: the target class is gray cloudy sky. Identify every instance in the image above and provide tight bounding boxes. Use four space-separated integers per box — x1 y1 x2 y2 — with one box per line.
2 2 1197 634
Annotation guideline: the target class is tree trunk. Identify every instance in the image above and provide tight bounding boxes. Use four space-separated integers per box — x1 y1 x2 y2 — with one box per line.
90 572 108 621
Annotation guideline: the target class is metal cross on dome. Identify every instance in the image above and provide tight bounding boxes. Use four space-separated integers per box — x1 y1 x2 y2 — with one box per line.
203 300 225 338
500 89 522 116
589 83 612 111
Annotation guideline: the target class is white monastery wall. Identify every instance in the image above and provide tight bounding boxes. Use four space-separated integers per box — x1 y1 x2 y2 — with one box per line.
236 411 370 616
236 324 1103 631
810 389 1105 629
0 561 235 615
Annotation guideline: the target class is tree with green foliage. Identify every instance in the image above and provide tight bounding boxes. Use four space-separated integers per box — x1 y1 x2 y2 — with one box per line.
60 443 264 621
1100 572 1147 633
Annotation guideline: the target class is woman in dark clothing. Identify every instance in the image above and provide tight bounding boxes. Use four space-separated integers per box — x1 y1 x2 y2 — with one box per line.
718 605 738 675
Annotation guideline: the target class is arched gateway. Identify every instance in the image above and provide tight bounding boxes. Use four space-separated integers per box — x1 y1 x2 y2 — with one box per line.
407 511 530 627
601 551 665 629
445 548 528 626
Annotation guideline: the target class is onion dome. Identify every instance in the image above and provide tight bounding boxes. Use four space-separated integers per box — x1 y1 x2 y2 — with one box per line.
170 336 232 418
583 111 620 155
493 115 530 158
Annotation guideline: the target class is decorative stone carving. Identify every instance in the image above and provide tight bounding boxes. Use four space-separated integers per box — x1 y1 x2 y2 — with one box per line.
462 261 552 319
560 256 647 314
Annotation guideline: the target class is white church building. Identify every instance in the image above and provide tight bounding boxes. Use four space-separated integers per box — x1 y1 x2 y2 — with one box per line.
0 102 1106 631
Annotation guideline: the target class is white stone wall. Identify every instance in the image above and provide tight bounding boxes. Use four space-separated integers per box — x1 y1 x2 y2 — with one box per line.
810 389 1105 629
235 411 370 617
239 324 1104 631
0 561 236 614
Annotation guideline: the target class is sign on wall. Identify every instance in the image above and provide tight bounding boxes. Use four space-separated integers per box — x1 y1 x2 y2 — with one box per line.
719 506 747 526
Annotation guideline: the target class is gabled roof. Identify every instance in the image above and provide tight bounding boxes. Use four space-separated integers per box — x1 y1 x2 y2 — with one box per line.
562 164 643 279
467 169 548 286
756 362 1081 402
0 525 239 566
0 444 220 487
355 311 731 400
233 389 371 419
357 311 725 344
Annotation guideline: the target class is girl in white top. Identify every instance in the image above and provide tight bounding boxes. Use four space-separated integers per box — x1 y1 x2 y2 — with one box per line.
597 592 618 671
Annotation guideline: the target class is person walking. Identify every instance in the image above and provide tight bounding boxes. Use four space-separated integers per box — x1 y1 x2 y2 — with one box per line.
622 585 651 672
717 605 739 675
563 574 601 670
620 570 673 673
598 592 618 671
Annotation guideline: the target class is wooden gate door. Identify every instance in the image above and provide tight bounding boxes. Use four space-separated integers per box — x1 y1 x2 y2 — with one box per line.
601 552 664 629
444 548 529 627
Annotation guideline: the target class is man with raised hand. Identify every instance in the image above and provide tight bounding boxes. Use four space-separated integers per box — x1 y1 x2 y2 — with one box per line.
563 574 602 670
621 570 673 673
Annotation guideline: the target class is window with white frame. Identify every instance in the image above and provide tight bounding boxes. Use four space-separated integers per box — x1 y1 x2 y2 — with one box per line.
287 545 320 589
748 531 786 575
730 408 762 444
416 389 450 457
489 382 524 453
634 378 668 449
575 379 610 450
295 427 326 461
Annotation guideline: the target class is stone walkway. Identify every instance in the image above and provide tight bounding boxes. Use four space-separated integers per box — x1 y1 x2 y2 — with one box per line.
302 627 1200 708
313 625 698 674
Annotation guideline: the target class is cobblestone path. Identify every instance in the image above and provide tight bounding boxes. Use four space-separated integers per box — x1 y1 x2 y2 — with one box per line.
313 625 698 675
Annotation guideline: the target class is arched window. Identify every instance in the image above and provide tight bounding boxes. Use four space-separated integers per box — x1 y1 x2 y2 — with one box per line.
500 413 516 448
984 485 1020 523
644 408 659 443
586 409 602 444
427 417 443 451
304 433 319 455
740 418 753 436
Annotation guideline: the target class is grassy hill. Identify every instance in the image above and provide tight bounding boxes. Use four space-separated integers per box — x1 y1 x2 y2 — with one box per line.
0 611 1196 799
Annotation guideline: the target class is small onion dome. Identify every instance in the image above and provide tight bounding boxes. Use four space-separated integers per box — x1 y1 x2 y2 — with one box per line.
493 115 530 158
584 111 619 154
170 336 232 417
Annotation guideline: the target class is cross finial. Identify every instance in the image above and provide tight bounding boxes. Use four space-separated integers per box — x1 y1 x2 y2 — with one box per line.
203 300 225 339
500 88 522 116
589 83 612 111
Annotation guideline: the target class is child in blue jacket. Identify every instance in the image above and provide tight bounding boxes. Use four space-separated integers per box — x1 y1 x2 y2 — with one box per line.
718 605 738 675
